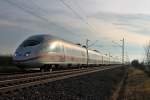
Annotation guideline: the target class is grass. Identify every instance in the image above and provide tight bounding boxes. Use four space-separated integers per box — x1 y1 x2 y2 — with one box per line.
0 66 20 73
0 55 14 66
0 55 20 73
118 67 150 100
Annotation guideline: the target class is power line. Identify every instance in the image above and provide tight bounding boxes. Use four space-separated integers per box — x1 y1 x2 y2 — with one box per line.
59 0 87 24
5 0 113 46
112 38 125 64
5 0 48 22
72 0 99 33
59 0 112 43
59 0 98 34
4 0 77 35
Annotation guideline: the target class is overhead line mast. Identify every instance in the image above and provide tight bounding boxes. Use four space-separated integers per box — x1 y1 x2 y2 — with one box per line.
112 37 125 65
122 38 125 64
86 39 90 66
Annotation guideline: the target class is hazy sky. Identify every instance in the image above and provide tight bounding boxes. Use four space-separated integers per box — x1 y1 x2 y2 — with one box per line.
0 0 150 61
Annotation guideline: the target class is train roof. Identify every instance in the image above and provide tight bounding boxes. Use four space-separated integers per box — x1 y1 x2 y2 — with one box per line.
27 34 82 47
28 34 56 40
27 34 106 55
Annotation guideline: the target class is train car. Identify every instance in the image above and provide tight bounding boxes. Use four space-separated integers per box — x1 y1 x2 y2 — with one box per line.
88 50 103 66
102 54 109 65
13 34 88 71
13 34 121 72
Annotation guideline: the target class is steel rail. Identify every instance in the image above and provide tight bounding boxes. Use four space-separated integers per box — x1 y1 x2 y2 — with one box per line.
0 68 96 95
0 68 82 81
0 65 123 95
0 68 89 88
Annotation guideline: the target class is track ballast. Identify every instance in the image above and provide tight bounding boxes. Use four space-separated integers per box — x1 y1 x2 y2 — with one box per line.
0 65 123 95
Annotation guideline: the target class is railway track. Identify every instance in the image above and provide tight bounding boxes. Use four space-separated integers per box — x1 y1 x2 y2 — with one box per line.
0 68 81 81
0 65 123 95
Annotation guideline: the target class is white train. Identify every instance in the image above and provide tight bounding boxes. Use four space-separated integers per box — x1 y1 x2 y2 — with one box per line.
13 34 121 71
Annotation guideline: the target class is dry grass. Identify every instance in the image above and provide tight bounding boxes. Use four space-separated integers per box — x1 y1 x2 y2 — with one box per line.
119 67 150 100
0 55 21 73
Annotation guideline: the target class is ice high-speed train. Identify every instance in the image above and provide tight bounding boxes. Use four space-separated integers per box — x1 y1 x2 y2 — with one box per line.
13 34 121 71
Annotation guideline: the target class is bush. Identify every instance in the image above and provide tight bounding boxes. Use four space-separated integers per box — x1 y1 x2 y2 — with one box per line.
131 59 145 70
0 55 14 66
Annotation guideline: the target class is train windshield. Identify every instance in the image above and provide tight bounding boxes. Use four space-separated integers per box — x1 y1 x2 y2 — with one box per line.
21 36 44 47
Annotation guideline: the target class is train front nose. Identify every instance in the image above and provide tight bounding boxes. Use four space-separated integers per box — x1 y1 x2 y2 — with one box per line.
13 37 43 64
13 45 42 68
13 50 32 61
13 46 37 62
14 36 43 58
13 35 47 69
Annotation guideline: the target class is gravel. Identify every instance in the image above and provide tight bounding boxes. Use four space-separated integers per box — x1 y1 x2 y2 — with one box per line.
0 67 126 100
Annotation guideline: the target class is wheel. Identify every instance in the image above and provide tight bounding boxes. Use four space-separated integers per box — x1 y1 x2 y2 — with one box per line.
41 65 54 72
40 67 45 72
49 68 52 72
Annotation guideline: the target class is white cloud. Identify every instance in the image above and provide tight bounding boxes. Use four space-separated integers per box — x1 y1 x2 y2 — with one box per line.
87 17 149 46
76 0 150 15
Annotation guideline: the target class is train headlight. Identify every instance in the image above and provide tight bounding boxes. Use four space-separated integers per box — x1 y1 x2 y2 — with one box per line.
14 52 19 57
24 52 31 57
14 53 17 57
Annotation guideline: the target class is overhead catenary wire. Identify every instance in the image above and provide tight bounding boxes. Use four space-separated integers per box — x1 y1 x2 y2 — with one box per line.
3 0 77 36
4 0 48 22
59 0 112 46
71 0 100 33
59 0 99 34
59 1 123 62
5 0 110 41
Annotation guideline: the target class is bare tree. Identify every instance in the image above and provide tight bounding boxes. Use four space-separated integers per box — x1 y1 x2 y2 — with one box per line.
145 41 150 65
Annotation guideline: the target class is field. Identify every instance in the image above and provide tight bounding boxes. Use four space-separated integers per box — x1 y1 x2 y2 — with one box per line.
118 67 150 100
0 55 20 73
